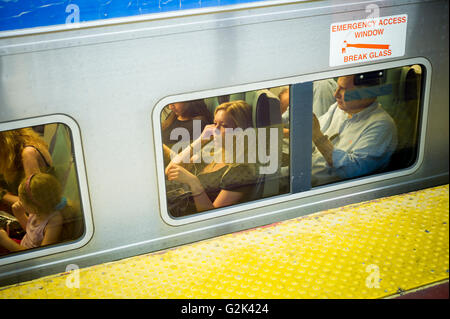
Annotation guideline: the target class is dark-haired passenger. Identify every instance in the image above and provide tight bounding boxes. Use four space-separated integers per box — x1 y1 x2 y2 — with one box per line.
162 100 213 164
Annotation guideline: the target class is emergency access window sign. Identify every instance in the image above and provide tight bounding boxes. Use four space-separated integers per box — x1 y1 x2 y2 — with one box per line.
330 14 408 67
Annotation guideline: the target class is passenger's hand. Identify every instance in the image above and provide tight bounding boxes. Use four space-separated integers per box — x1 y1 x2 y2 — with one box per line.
166 156 181 171
0 229 9 244
166 163 197 186
200 124 219 141
312 113 320 131
12 201 26 217
312 113 322 140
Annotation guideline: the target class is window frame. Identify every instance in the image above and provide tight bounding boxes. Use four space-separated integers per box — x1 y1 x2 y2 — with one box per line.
0 114 94 266
153 57 431 226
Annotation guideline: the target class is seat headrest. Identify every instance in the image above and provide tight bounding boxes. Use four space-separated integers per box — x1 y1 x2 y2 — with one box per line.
245 89 281 128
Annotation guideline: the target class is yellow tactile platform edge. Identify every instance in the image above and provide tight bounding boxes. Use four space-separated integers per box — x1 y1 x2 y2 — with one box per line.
1 185 448 299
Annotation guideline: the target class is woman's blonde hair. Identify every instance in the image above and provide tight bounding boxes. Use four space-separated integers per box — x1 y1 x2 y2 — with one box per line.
213 100 255 166
214 100 253 129
0 128 49 184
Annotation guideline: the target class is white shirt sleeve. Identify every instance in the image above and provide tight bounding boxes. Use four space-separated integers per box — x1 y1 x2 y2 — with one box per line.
331 119 397 178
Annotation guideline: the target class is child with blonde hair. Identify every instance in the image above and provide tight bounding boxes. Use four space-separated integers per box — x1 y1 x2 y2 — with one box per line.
0 173 68 252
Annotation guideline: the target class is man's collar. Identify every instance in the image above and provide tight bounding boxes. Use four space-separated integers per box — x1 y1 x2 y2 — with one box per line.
345 100 379 119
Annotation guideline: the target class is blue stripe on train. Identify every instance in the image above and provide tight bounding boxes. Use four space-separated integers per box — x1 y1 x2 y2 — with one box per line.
0 0 265 32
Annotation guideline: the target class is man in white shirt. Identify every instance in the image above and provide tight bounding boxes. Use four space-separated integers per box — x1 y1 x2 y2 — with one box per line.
311 74 397 187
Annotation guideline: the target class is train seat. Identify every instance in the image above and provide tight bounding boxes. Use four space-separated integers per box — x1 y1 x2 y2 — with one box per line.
379 65 422 171
244 89 283 199
204 93 246 115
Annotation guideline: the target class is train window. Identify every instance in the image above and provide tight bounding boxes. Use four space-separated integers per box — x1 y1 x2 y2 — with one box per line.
310 64 423 187
0 123 86 258
160 87 289 218
157 63 425 221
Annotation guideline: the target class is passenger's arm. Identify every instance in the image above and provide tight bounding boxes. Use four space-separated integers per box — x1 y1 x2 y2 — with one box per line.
331 121 396 179
41 214 63 246
165 164 244 212
0 192 19 207
165 164 211 211
12 201 28 231
186 178 244 212
189 188 244 212
167 124 216 167
21 146 43 177
0 229 27 252
211 189 244 208
163 143 176 164
312 114 334 166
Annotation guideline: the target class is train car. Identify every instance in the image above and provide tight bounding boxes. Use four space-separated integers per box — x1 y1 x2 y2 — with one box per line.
0 0 448 291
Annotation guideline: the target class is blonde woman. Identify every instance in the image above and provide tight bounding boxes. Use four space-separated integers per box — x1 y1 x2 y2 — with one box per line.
0 128 53 211
165 100 257 216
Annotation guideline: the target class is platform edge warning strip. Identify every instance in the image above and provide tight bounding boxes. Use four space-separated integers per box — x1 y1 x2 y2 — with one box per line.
0 185 448 299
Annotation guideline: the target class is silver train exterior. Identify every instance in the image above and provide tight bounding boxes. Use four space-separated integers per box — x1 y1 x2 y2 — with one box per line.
0 0 448 286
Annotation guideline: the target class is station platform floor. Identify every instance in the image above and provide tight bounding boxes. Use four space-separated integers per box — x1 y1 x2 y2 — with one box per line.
0 184 448 299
